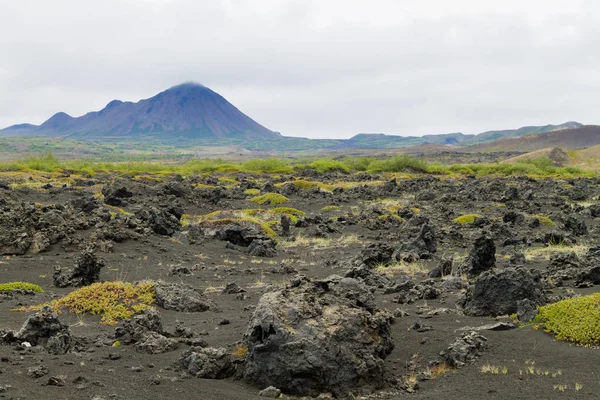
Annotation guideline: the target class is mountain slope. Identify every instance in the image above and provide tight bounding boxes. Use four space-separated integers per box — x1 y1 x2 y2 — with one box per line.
465 121 583 144
462 126 600 152
1 83 280 140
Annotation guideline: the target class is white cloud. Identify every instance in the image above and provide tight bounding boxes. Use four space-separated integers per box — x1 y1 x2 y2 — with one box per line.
0 0 598 138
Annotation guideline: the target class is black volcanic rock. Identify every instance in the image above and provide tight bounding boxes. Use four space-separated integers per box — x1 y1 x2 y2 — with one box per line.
1 83 279 140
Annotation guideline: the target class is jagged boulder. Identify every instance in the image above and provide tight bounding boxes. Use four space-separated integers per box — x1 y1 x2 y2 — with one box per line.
462 234 496 277
101 186 133 206
247 239 277 257
135 206 181 236
7 306 73 355
179 347 235 379
216 224 268 247
242 275 394 397
154 281 217 312
53 249 105 288
459 267 546 316
393 219 437 260
444 331 488 367
114 308 178 354
354 243 395 268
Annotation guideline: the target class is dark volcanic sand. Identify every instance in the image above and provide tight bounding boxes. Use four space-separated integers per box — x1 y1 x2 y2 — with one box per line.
0 171 598 399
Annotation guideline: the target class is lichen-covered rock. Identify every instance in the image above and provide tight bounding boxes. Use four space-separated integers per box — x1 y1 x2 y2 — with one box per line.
154 281 216 312
115 308 178 354
53 249 105 288
459 267 546 316
462 234 496 277
10 306 73 355
393 219 437 260
179 347 235 379
242 275 394 397
444 331 488 367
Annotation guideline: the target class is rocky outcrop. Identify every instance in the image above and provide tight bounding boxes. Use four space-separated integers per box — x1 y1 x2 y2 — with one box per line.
459 267 546 317
242 275 394 397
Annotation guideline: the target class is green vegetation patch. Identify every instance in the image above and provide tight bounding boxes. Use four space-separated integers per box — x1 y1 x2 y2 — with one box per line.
535 293 600 346
243 188 260 195
453 214 483 224
530 215 556 227
0 282 43 293
250 193 289 205
25 281 156 325
322 205 341 211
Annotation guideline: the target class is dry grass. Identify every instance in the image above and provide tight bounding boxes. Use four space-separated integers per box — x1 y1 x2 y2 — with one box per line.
375 260 428 277
279 234 360 250
524 243 589 262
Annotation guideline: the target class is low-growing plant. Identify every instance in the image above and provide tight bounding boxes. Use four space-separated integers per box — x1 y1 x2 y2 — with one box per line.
453 214 483 224
250 193 289 205
24 281 156 325
243 188 260 195
529 215 556 227
0 282 43 293
534 293 600 346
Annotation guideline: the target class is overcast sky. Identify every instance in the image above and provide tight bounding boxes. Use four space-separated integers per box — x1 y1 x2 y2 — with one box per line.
0 0 598 139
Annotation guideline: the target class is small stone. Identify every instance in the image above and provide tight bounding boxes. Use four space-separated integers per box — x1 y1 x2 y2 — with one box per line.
259 386 282 398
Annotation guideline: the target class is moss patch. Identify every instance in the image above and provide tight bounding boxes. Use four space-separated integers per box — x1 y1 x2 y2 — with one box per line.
453 214 483 224
535 293 600 346
0 282 43 293
250 193 289 205
25 281 156 325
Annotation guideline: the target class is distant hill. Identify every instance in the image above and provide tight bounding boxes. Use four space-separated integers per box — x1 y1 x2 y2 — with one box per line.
0 83 280 140
462 126 600 153
466 122 583 144
0 82 587 151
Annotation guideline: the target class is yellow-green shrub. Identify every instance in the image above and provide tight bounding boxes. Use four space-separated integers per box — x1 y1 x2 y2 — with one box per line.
250 193 289 205
453 214 482 224
243 188 260 195
535 294 600 346
0 282 43 293
26 281 156 325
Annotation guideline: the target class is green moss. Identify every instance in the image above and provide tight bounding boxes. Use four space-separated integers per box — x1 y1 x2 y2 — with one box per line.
250 193 289 205
0 282 43 293
377 214 405 223
535 293 600 346
322 205 340 211
530 215 556 227
26 281 155 325
453 214 483 224
243 188 260 195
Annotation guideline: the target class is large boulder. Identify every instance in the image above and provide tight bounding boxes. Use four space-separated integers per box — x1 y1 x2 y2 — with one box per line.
216 224 268 247
101 186 133 206
53 249 105 288
114 308 178 354
393 219 436 260
462 234 496 277
8 306 73 355
444 331 488 367
135 206 181 236
154 281 216 312
459 267 546 316
354 243 395 268
242 275 394 397
180 347 235 379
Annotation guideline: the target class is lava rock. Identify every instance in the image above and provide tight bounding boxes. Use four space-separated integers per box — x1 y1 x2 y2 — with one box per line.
459 267 546 317
155 281 217 312
242 275 393 397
